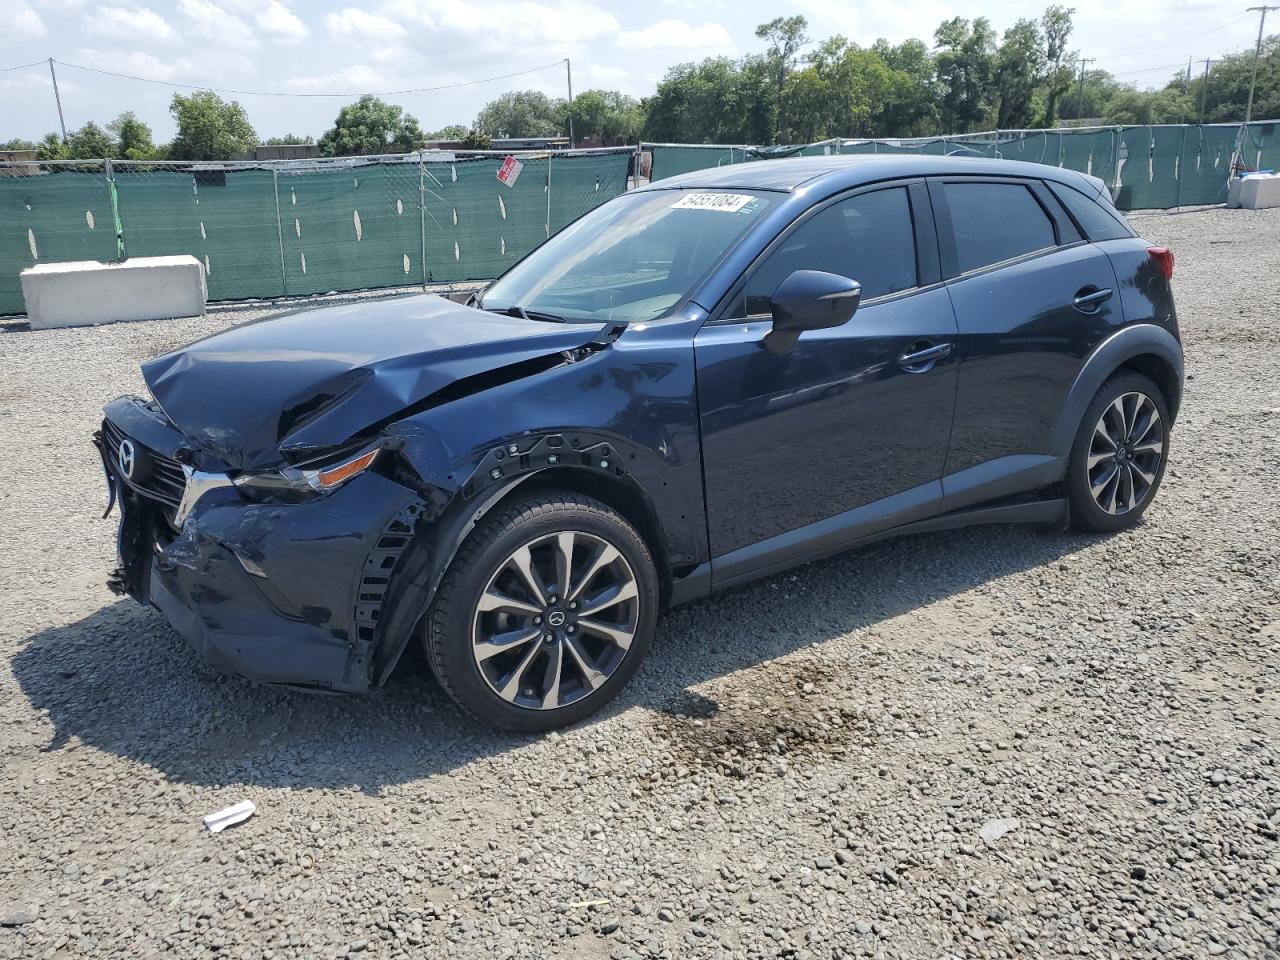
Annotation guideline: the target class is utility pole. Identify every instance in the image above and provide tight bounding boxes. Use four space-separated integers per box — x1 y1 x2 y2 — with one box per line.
1072 57 1095 120
48 58 67 142
1245 6 1279 124
565 58 575 148
1197 58 1213 124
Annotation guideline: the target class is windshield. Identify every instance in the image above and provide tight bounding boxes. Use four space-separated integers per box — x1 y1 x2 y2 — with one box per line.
479 189 778 324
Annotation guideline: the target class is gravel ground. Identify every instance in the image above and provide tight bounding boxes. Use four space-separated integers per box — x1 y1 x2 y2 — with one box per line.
1 207 1278 960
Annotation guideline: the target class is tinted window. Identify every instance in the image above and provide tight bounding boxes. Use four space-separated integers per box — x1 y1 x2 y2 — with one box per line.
729 188 917 317
1051 183 1133 241
944 182 1056 274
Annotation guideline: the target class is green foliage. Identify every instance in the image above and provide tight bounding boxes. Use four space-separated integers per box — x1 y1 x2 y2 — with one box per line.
0 138 38 151
108 112 158 160
568 90 643 144
168 91 257 161
264 133 314 145
460 129 493 150
426 125 469 141
319 96 424 156
995 20 1047 129
63 122 115 160
642 57 775 143
35 132 66 161
934 17 999 133
474 91 566 139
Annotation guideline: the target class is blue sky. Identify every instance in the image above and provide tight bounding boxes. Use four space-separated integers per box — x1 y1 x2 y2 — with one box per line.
0 0 1266 143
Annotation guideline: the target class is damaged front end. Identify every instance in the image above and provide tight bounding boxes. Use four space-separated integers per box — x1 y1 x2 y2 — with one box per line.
94 294 632 693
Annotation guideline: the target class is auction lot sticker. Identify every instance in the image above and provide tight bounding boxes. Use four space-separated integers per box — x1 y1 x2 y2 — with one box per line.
497 156 524 187
672 192 754 212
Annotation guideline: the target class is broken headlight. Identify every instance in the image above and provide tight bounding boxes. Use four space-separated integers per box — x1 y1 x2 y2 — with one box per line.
233 446 381 501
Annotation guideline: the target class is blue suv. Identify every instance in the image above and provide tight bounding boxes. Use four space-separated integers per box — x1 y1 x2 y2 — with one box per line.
96 155 1183 729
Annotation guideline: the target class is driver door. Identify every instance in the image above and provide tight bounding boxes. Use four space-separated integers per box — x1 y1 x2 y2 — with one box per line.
693 182 960 586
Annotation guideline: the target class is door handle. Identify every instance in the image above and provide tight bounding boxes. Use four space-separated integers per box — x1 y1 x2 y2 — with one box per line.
1072 286 1113 312
898 341 953 373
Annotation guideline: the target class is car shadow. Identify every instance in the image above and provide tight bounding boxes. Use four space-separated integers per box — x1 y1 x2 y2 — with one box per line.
10 521 1098 794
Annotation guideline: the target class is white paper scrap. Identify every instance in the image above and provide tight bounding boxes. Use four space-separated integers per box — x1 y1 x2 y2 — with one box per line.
203 800 256 833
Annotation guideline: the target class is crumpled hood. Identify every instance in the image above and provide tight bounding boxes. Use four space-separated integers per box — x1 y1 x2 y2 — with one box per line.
143 294 606 470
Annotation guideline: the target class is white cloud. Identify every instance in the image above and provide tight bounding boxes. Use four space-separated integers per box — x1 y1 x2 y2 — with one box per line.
84 6 175 42
10 0 48 37
73 46 254 84
325 8 406 42
617 19 732 52
176 0 256 47
284 64 392 93
255 1 307 43
387 0 620 47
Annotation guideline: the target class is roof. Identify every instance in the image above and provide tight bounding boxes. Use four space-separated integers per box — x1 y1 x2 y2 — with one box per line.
640 154 1099 196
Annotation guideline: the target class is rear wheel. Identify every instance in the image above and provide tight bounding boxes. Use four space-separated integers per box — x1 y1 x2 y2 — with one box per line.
424 492 658 731
1066 371 1170 532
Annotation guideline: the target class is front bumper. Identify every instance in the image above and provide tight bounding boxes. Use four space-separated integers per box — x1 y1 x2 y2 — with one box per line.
100 401 424 693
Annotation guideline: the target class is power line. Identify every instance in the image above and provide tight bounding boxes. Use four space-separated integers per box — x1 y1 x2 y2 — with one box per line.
46 57 570 99
1244 5 1279 123
0 59 48 73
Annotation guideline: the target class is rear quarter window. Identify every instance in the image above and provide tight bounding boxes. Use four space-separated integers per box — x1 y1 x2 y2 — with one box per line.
1050 183 1134 241
943 181 1057 273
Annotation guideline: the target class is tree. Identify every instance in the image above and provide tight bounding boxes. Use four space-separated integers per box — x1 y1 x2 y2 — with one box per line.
568 90 644 144
1103 86 1194 125
108 112 157 160
460 129 492 150
934 17 999 133
63 122 115 160
995 19 1046 129
0 138 37 151
264 133 314 145
778 38 896 142
319 96 424 156
870 39 939 137
756 15 809 138
168 91 257 161
474 91 566 139
425 124 468 141
1184 35 1279 123
643 57 775 144
1040 6 1075 126
35 132 66 161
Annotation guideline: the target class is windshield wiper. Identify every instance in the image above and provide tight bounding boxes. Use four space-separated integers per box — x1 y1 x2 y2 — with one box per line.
487 304 566 323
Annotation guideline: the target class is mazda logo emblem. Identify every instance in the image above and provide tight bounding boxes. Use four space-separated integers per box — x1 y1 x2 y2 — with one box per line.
117 439 136 479
546 610 567 627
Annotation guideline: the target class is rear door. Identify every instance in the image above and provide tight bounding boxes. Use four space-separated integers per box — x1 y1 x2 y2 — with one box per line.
930 177 1123 510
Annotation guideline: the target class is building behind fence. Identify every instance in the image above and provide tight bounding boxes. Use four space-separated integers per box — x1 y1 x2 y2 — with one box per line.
2 123 1277 316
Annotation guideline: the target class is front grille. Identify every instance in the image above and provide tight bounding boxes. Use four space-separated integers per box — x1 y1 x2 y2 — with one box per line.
102 417 187 508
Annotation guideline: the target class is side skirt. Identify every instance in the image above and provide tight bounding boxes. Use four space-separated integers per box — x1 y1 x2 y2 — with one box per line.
678 496 1067 607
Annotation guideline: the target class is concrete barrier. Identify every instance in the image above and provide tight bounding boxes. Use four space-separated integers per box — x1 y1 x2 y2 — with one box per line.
1227 173 1280 210
20 255 207 330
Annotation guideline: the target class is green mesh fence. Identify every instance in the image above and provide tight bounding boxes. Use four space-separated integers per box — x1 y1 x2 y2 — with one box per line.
1241 121 1280 172
0 149 634 315
0 166 118 315
114 166 286 301
648 145 751 181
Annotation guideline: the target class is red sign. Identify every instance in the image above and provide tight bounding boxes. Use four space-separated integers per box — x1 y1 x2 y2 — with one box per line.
496 155 524 187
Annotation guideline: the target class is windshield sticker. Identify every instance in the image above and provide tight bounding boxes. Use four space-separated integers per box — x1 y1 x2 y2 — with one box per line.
672 192 755 213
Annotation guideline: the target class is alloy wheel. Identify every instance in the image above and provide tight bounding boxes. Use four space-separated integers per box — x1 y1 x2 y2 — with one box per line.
1087 391 1164 516
471 530 640 711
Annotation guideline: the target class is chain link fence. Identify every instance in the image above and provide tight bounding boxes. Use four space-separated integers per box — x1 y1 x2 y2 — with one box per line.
646 121 1279 211
0 147 633 316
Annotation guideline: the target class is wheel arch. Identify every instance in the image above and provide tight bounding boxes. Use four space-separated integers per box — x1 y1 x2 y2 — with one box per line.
369 464 672 687
1049 323 1184 461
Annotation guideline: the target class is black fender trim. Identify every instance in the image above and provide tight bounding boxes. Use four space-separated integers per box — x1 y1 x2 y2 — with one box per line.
1048 323 1184 461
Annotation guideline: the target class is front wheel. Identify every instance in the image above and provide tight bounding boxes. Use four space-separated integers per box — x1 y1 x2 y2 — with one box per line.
1066 371 1171 532
424 492 659 731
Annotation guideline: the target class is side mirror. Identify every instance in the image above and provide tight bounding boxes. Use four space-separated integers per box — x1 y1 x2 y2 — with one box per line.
765 270 862 354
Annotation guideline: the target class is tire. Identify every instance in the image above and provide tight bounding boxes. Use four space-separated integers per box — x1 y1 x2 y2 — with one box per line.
424 491 659 731
1066 371 1171 533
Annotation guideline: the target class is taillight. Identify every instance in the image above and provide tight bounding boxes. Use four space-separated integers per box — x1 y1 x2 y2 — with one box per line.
1147 246 1174 280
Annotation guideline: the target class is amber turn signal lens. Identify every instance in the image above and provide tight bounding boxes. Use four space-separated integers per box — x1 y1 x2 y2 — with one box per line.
315 448 379 489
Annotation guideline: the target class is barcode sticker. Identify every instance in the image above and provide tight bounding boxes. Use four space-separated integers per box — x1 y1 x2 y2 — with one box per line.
671 192 754 213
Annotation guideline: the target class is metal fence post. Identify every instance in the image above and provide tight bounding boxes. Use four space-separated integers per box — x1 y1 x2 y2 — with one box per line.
418 152 428 289
104 158 127 261
545 151 553 239
271 166 288 297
